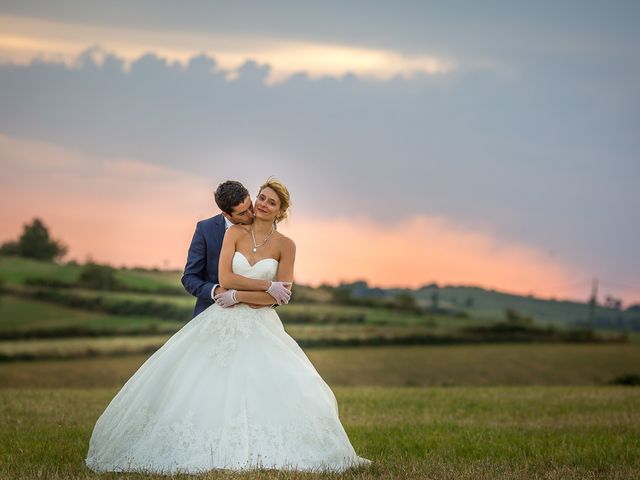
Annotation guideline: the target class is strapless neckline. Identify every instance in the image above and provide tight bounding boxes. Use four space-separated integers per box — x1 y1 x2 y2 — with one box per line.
234 251 279 268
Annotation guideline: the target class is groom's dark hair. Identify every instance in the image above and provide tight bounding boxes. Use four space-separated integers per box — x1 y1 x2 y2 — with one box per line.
215 180 250 214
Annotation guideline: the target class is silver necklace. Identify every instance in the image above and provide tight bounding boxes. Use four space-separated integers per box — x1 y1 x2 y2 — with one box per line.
251 225 275 252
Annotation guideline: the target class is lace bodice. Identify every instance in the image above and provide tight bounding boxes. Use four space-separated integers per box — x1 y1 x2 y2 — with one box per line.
232 251 278 281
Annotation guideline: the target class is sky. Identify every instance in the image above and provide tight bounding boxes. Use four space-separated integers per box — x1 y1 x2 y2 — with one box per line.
1 1 639 305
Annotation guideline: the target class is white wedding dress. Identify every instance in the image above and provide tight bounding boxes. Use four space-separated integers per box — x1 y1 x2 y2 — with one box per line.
85 251 371 474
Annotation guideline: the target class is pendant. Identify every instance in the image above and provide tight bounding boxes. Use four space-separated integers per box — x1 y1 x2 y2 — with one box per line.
252 247 257 252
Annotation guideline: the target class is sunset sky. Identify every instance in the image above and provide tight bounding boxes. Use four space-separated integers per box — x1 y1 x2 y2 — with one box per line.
1 1 638 304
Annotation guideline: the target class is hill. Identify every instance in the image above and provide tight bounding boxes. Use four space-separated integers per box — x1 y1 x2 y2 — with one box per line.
1 256 638 332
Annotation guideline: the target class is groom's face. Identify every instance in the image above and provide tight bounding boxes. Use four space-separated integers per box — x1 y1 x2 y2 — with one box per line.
226 195 254 225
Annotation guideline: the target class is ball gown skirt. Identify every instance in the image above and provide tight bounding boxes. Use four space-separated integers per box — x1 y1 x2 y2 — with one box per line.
85 252 371 474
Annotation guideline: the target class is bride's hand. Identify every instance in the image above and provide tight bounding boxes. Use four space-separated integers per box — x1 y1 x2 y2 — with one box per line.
266 281 292 305
213 286 228 296
214 289 238 308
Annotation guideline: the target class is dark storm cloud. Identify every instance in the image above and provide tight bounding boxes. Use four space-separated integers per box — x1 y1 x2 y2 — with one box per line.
1 45 638 283
2 1 639 62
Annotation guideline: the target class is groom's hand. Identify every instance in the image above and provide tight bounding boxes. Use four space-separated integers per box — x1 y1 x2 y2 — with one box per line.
266 281 292 305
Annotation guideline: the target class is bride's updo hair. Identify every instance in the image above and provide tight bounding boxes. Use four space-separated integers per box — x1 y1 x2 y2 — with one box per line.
259 177 290 225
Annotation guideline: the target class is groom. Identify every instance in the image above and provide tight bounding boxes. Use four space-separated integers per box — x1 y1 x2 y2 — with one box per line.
182 180 290 317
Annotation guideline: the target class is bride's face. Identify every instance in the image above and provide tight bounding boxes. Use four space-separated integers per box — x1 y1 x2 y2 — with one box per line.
255 187 281 221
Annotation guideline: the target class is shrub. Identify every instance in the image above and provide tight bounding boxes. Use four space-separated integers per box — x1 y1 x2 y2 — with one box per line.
0 240 20 256
278 311 366 324
24 277 74 289
608 374 640 386
505 307 534 326
17 288 192 322
78 263 121 290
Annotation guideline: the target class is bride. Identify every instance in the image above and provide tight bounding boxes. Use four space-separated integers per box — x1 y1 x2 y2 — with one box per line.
85 178 371 474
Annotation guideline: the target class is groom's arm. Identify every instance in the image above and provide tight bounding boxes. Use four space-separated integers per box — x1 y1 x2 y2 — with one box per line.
181 222 216 301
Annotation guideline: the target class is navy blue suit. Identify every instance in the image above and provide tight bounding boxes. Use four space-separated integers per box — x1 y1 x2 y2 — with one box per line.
181 214 227 318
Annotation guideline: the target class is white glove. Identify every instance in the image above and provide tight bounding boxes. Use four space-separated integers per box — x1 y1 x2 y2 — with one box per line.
266 281 292 305
215 289 238 308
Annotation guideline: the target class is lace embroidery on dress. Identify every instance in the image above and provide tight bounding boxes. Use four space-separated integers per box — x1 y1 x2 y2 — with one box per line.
88 391 364 474
197 308 254 366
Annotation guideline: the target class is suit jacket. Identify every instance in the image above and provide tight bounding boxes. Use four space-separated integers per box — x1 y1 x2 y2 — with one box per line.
181 214 226 318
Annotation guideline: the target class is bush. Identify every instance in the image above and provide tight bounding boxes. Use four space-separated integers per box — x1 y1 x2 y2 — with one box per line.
17 288 192 322
0 241 20 256
24 277 74 289
22 273 185 296
505 307 534 326
464 322 537 334
78 263 121 290
278 311 366 324
332 288 353 304
608 374 640 386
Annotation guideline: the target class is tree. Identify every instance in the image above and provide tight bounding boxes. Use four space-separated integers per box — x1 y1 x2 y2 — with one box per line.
0 218 67 261
604 295 623 311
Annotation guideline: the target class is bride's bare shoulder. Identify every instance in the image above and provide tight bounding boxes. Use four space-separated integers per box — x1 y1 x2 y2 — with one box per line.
227 224 250 236
274 231 296 254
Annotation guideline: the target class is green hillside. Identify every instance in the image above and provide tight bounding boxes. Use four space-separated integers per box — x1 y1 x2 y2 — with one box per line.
0 256 183 292
2 256 638 331
411 284 640 329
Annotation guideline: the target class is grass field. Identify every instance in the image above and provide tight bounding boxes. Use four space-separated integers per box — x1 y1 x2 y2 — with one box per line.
0 296 184 336
5 293 626 345
0 335 171 360
0 294 518 348
2 343 639 389
3 322 548 360
1 386 638 479
0 256 180 291
1 291 451 329
2 258 639 477
0 326 434 360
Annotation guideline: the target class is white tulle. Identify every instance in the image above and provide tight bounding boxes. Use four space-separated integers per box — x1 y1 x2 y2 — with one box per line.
85 252 371 474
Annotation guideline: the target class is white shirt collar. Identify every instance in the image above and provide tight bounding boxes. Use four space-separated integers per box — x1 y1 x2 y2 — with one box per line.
223 216 233 230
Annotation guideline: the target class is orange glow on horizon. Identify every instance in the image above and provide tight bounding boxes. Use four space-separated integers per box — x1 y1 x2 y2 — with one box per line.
278 216 595 301
2 133 637 304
